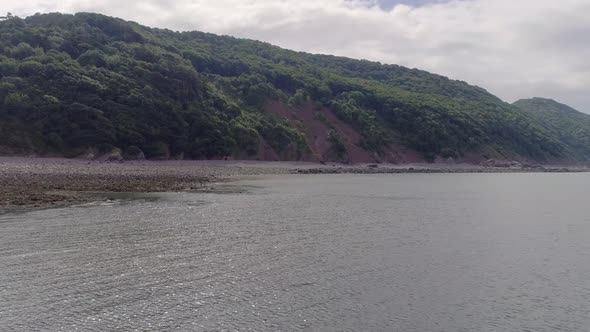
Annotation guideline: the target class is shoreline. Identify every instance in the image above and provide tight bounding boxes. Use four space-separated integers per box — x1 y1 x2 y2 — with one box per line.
1 157 588 211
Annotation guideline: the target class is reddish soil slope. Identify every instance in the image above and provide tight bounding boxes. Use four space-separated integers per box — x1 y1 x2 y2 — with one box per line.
263 100 423 163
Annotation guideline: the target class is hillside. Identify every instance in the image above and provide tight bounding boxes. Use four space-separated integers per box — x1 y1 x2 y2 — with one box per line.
513 98 590 161
0 12 586 163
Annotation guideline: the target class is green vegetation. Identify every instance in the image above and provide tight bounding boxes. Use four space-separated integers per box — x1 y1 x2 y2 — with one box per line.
513 98 590 161
0 12 587 162
326 129 348 162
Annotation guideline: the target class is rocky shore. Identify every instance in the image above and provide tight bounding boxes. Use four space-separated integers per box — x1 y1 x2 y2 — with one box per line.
294 164 584 174
0 157 587 211
0 158 292 211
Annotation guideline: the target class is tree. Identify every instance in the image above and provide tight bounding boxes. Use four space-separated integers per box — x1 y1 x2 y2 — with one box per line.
77 50 107 67
0 12 578 162
0 13 13 21
11 43 36 60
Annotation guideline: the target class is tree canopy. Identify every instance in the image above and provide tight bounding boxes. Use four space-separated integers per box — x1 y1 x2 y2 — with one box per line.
0 12 587 162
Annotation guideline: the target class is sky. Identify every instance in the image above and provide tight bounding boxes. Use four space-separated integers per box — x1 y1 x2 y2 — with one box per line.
4 0 590 113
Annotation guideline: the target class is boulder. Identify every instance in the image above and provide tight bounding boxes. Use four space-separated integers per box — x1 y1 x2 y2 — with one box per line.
123 146 145 160
99 148 124 162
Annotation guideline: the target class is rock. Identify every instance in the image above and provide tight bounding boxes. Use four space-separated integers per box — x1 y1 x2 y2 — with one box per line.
80 149 96 160
100 149 123 162
483 159 514 168
522 163 545 170
123 146 145 161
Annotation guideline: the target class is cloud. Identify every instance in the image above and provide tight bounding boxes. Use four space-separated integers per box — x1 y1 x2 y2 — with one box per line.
5 0 590 112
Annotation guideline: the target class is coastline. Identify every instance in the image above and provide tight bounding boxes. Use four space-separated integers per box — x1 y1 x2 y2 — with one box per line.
1 157 587 211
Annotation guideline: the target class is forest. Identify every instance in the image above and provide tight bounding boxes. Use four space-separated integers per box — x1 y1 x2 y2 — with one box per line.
1 12 588 163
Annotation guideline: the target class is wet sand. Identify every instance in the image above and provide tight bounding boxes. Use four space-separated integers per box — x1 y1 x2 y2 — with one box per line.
0 157 587 211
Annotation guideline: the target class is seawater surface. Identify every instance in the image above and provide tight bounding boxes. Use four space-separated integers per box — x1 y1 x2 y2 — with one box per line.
1 173 590 331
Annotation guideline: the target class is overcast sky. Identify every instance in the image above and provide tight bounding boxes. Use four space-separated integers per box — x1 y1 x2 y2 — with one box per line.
5 0 590 112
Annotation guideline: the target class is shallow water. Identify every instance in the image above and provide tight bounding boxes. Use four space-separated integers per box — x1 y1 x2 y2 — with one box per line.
1 173 590 331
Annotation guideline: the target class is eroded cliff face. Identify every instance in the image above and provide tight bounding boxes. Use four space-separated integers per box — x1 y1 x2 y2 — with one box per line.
262 100 424 164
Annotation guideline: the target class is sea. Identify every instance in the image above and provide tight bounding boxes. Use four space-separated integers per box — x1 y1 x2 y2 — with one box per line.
1 173 589 331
